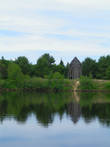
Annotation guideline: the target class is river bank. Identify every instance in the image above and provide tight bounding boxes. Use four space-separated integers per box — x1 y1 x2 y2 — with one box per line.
0 77 110 92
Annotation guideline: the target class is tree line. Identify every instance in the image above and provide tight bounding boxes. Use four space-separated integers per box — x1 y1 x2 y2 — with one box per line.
0 54 69 80
82 55 110 79
0 53 110 80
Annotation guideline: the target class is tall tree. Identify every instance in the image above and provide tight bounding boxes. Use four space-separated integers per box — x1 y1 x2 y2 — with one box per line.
15 56 30 75
106 66 110 79
36 54 55 78
82 58 97 78
65 63 70 78
98 55 110 79
8 63 24 87
0 57 10 79
56 60 66 77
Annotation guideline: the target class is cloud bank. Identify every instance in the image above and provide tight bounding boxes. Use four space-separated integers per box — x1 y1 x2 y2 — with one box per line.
0 0 110 62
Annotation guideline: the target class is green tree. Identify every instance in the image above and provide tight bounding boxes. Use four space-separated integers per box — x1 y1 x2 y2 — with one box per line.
106 66 110 79
65 63 69 78
98 56 110 79
82 58 97 78
0 56 12 79
8 63 24 87
52 72 64 79
48 72 64 91
36 53 55 78
15 56 30 75
29 64 36 77
0 62 7 79
56 60 66 77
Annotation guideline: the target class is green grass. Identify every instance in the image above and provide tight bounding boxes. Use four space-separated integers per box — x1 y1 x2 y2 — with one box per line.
1 76 110 92
0 77 73 92
79 76 97 90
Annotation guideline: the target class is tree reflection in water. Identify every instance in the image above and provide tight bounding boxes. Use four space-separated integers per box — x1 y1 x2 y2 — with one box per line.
0 92 110 127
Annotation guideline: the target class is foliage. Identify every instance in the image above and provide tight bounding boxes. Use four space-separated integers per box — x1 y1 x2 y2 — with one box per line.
56 60 66 77
0 57 10 79
79 76 97 90
104 82 110 90
106 66 110 80
36 53 55 78
47 72 65 91
52 72 64 79
82 55 110 79
65 63 69 78
23 78 48 89
82 58 97 78
97 56 110 79
22 75 72 92
15 56 30 75
8 63 24 88
1 54 110 88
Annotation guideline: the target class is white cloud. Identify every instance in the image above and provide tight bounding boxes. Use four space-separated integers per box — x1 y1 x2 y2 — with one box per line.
0 0 110 61
1 0 110 11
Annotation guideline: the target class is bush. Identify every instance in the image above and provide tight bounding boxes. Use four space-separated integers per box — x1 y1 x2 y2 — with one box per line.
23 77 49 90
47 72 65 91
0 79 17 89
104 82 110 90
52 72 64 79
79 76 97 90
0 68 72 91
3 80 17 89
23 75 72 92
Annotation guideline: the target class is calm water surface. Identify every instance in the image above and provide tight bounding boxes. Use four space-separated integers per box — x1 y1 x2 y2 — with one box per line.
0 92 110 147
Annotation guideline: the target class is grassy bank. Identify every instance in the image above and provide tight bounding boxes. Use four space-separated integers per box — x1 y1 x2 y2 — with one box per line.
0 77 73 92
79 76 110 91
0 75 110 92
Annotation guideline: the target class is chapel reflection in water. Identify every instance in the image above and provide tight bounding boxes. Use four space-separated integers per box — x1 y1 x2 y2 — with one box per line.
67 102 81 124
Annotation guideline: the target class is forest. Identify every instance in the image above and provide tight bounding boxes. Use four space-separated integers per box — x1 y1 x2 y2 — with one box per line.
0 53 110 79
0 53 110 91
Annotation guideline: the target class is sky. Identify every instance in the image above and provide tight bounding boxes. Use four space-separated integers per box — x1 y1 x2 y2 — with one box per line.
0 0 110 64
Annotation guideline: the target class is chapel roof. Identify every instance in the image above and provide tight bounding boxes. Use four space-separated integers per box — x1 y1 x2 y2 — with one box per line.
70 57 81 66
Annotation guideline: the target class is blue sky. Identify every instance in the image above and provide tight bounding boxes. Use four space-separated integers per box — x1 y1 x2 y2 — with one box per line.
0 0 110 64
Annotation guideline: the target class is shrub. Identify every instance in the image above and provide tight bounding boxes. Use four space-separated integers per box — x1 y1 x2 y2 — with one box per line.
47 72 65 91
79 76 97 90
23 77 49 90
104 82 110 90
52 72 64 79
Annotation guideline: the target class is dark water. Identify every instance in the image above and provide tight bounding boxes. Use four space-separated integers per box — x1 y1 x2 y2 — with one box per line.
0 92 110 147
